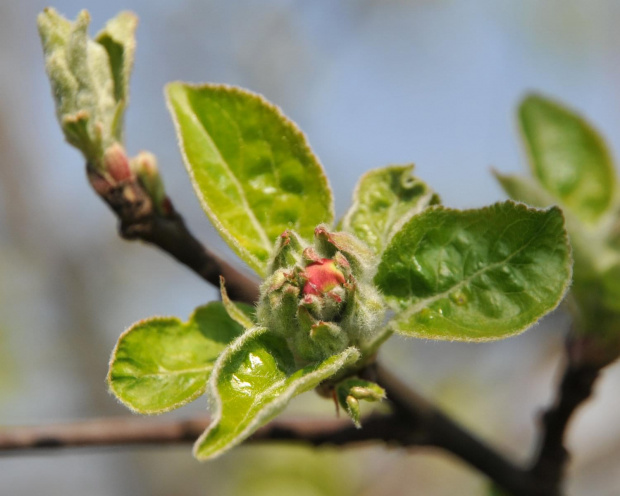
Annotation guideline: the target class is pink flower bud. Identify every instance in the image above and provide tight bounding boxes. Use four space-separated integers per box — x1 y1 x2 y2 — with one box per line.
302 258 346 296
103 143 132 182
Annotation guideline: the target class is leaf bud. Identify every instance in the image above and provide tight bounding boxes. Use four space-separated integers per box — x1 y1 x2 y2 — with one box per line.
132 151 167 213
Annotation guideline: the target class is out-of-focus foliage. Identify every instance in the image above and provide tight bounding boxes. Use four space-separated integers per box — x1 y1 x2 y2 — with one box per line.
497 94 620 359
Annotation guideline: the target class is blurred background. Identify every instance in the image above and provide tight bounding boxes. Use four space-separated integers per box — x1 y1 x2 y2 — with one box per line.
1 0 620 494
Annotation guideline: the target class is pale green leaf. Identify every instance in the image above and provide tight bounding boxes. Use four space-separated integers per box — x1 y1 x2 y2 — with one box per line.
38 8 120 162
375 202 572 341
95 11 137 103
520 94 616 224
219 276 255 329
493 171 556 210
340 164 439 253
95 11 138 141
166 82 333 276
193 327 359 460
108 302 244 414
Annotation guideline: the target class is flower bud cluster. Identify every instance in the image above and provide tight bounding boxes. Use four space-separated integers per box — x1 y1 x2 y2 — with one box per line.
257 225 385 364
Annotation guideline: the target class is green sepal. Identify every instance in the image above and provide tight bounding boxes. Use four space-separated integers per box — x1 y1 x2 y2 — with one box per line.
335 378 385 428
519 94 616 224
193 326 360 460
107 302 244 414
340 164 439 254
219 276 256 329
166 82 334 277
375 202 572 341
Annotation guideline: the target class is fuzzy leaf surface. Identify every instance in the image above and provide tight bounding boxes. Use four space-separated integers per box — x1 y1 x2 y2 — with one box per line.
166 83 333 276
108 302 246 414
375 202 571 341
340 165 439 254
520 94 616 224
193 327 359 460
95 11 137 140
38 9 118 160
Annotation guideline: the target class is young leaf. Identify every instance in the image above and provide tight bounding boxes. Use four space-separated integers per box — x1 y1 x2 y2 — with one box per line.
375 202 572 341
492 171 556 210
166 82 334 276
340 165 439 253
38 9 118 159
108 302 245 414
520 94 616 224
95 11 138 140
219 276 255 329
95 12 137 103
193 327 360 460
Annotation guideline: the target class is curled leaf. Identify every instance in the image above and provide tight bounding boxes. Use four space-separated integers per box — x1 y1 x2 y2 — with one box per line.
108 302 244 414
193 327 360 460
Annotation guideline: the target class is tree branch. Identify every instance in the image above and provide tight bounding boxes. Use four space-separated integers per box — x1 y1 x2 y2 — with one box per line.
0 413 430 454
0 355 606 496
66 165 609 494
374 364 544 496
528 335 606 496
87 168 259 304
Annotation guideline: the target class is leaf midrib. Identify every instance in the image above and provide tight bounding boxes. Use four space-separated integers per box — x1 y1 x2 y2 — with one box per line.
125 365 214 380
391 213 554 323
184 94 272 252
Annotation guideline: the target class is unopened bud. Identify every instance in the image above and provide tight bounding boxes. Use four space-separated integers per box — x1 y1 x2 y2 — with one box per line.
257 225 385 364
132 151 166 214
103 143 132 182
335 378 385 428
302 259 346 296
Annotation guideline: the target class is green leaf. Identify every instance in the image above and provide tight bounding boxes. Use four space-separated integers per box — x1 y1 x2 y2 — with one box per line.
340 164 439 253
519 94 616 224
495 170 609 285
166 82 333 276
493 171 556 210
37 9 123 162
108 302 244 414
95 12 137 103
219 276 255 329
95 11 138 140
193 327 360 460
375 202 572 341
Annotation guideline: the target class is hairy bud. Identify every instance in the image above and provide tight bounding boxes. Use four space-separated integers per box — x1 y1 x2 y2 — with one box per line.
103 143 133 182
132 151 167 213
257 226 385 364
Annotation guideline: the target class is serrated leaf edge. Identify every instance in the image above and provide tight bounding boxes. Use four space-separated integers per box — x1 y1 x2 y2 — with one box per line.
340 164 438 254
383 201 573 342
107 302 227 415
193 326 360 460
165 82 334 276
